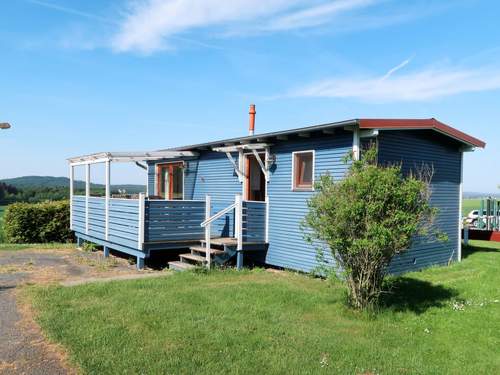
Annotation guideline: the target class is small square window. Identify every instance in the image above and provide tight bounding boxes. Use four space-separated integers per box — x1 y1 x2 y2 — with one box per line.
293 151 314 190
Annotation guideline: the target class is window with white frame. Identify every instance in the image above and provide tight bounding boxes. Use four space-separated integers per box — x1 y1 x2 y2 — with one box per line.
292 151 314 190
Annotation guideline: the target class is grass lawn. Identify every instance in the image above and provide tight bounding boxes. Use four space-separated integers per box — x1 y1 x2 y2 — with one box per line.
462 198 481 216
26 240 499 374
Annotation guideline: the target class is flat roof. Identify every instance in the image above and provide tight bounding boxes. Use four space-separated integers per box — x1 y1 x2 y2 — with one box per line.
164 118 485 152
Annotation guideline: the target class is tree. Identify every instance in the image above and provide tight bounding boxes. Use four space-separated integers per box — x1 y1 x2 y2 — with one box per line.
304 147 440 309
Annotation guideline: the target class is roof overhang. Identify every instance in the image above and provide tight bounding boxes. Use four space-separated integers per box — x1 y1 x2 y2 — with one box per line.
212 143 270 153
358 118 486 149
67 151 198 166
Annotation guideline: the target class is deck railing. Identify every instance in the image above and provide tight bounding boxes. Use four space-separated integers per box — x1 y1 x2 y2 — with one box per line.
242 199 268 243
145 199 205 243
71 194 268 255
72 195 141 249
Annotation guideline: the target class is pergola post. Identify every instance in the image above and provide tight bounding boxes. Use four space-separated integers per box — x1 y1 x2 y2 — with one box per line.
105 159 110 241
85 163 90 235
69 164 74 230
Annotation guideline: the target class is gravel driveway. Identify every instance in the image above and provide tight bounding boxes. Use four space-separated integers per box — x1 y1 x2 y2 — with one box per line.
0 247 158 374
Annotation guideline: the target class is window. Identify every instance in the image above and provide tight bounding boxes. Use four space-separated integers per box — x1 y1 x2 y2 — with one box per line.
292 151 314 190
156 162 184 200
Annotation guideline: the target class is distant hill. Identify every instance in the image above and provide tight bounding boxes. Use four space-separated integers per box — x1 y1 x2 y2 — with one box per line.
0 176 145 193
463 191 500 199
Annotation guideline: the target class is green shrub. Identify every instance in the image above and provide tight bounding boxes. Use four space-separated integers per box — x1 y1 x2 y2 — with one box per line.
3 200 74 244
304 147 442 310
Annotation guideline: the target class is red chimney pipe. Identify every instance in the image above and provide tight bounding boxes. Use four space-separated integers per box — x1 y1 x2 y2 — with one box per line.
248 104 256 136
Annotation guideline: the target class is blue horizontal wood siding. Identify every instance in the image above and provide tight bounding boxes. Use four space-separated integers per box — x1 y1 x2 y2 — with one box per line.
242 201 266 243
192 152 241 238
378 130 462 273
145 200 205 242
265 132 353 272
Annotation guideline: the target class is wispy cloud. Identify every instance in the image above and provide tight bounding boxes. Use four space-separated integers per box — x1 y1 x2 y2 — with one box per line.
263 0 376 31
26 0 118 25
287 60 500 102
111 0 380 53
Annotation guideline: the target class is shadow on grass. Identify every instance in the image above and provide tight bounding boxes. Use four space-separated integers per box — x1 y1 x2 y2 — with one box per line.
462 244 499 259
381 277 458 314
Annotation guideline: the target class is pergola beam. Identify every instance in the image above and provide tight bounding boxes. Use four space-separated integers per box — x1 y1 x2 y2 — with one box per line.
68 151 198 166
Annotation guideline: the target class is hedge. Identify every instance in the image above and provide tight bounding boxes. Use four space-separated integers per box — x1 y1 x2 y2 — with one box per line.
3 200 74 243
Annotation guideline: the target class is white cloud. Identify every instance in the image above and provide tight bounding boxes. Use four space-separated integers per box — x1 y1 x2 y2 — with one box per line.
288 61 500 102
112 0 379 53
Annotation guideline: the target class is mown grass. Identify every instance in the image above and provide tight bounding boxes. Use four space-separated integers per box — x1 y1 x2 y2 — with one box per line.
25 240 500 374
462 198 481 216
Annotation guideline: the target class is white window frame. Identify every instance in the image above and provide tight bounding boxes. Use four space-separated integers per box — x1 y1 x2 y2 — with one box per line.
154 161 186 200
291 150 315 191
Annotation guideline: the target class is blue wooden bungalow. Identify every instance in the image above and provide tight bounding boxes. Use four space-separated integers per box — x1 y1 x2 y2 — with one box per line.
68 112 485 273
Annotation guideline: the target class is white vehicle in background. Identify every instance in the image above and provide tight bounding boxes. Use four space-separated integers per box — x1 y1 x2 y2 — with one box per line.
465 209 500 227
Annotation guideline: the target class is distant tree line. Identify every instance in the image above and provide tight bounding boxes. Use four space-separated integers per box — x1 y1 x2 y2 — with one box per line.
0 182 107 205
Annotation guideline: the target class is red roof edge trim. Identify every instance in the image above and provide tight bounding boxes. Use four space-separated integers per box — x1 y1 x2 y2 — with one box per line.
358 118 485 148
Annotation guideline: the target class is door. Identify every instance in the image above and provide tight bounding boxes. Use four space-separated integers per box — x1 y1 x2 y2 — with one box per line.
245 154 266 201
157 163 184 200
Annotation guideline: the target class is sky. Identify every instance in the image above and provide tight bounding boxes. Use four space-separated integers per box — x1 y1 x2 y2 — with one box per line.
0 0 499 192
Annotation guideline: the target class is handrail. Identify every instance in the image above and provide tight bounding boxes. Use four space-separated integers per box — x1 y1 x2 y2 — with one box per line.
200 202 236 227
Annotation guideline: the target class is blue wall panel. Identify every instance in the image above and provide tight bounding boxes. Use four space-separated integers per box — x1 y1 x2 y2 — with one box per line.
265 131 352 272
378 130 462 273
191 152 241 237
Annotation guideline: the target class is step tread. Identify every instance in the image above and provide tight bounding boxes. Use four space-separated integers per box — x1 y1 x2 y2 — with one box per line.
168 261 196 270
190 246 225 255
201 237 237 246
179 253 207 263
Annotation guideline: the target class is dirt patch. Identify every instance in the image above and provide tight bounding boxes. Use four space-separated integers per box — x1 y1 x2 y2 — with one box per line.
0 247 164 374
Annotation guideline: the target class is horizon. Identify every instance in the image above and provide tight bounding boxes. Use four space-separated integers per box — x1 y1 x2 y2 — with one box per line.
0 0 499 192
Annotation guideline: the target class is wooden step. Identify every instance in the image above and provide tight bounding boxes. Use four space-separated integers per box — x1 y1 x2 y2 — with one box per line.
179 253 206 264
190 246 224 255
200 237 237 246
168 261 196 271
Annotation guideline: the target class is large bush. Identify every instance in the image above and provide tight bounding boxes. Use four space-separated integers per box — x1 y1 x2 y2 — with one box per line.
304 148 441 309
3 200 73 243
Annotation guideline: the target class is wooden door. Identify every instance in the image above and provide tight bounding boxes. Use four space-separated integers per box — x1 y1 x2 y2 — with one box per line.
245 154 266 201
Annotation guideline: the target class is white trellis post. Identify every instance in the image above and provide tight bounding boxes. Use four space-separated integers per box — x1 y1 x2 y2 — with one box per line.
137 193 145 250
105 159 110 241
69 164 74 230
85 163 90 235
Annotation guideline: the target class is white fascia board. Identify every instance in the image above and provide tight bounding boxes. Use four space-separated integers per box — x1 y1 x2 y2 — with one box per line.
360 129 379 138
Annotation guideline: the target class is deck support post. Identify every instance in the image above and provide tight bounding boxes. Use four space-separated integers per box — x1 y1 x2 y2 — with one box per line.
105 159 110 241
85 163 90 235
236 251 244 270
205 195 211 269
76 236 82 248
103 246 110 258
136 257 144 270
